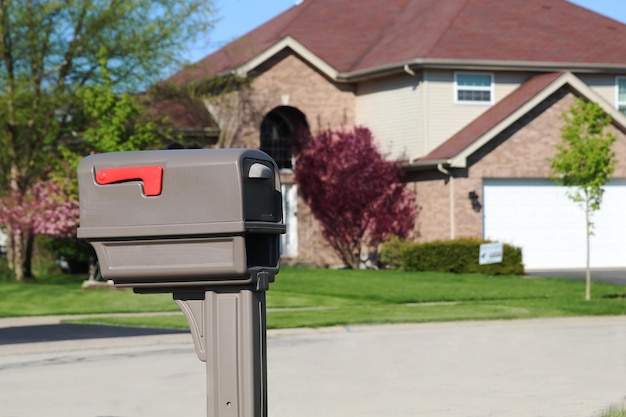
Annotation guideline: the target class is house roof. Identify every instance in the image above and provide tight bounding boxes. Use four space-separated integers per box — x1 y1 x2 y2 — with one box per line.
411 71 626 169
170 0 626 84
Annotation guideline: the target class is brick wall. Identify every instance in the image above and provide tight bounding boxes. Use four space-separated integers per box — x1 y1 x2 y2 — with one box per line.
206 58 626 266
216 54 356 149
207 54 356 267
416 89 626 242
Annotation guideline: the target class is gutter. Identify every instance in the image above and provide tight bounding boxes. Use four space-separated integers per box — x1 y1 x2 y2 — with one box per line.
400 158 450 171
223 35 626 84
335 58 626 83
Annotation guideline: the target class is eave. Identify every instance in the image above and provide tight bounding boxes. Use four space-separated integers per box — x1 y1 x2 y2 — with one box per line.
232 38 626 84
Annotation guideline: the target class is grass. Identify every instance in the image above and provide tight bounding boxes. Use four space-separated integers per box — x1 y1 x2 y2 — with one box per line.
2 267 626 330
598 406 626 417
0 273 177 317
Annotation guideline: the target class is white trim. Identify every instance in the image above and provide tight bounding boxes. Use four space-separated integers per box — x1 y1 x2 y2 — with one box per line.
616 76 626 114
448 72 626 168
280 183 298 258
234 36 339 80
454 72 494 105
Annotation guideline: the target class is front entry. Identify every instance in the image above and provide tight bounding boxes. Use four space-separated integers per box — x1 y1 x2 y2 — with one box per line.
260 106 309 259
281 183 298 258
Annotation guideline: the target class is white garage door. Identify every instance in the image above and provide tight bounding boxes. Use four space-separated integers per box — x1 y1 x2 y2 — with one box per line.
483 179 626 270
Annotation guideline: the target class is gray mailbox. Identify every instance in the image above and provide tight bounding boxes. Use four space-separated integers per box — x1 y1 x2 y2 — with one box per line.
77 148 285 290
77 148 285 417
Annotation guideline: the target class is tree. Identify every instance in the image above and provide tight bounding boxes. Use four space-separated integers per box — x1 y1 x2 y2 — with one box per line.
295 126 417 269
0 180 79 278
550 97 617 300
155 73 265 149
0 0 214 280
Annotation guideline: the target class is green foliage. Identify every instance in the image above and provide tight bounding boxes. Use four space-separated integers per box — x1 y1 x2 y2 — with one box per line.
156 73 252 99
550 97 617 211
51 67 165 198
397 238 524 275
0 0 215 190
49 145 83 200
0 259 15 282
379 236 413 270
550 98 618 300
25 267 626 330
597 407 626 417
38 235 92 263
0 0 216 280
79 75 162 153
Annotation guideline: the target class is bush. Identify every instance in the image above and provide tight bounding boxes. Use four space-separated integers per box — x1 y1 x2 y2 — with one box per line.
37 236 93 274
0 258 15 281
379 236 413 270
388 237 524 275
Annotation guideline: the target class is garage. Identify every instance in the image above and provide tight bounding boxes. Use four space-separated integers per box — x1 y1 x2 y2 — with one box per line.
483 179 626 270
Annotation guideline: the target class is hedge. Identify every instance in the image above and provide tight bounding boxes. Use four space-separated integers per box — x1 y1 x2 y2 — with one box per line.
380 237 524 275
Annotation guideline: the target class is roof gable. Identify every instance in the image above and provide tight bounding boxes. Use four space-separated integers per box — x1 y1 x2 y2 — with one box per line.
417 72 626 168
169 0 626 84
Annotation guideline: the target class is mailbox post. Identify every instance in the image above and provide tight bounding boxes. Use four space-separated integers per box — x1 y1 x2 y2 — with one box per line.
77 148 285 417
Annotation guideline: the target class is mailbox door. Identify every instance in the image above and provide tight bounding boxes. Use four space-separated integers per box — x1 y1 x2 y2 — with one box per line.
242 158 283 223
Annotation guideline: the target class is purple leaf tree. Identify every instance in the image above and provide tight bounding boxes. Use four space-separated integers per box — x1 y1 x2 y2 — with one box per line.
295 126 417 268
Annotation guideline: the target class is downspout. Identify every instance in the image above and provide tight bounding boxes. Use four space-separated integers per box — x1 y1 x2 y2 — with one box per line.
437 163 455 239
422 69 429 157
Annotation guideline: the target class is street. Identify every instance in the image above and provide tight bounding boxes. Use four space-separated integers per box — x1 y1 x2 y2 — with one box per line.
1 317 626 417
527 269 626 286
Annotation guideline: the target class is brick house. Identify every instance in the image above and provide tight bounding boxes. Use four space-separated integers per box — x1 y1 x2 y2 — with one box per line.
167 0 626 270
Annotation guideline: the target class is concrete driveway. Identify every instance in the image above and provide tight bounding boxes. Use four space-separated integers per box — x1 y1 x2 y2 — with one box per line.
1 317 626 417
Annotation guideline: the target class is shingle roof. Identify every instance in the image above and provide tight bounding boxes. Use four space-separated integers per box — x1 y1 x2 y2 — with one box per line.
170 0 626 84
153 100 215 130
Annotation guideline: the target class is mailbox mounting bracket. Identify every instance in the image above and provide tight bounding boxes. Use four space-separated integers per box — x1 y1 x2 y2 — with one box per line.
174 287 268 417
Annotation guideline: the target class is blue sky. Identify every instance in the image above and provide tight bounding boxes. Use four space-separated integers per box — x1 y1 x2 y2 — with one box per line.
183 0 626 63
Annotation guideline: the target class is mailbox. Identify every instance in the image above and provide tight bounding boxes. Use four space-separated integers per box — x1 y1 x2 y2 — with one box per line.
77 148 286 290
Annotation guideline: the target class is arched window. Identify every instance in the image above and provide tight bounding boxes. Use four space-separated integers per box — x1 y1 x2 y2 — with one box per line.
260 106 309 170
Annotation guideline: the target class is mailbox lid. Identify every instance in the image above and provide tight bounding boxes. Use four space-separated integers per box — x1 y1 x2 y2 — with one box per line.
78 148 282 239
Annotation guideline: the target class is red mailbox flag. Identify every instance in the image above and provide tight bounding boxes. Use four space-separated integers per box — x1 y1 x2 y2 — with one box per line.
95 166 163 196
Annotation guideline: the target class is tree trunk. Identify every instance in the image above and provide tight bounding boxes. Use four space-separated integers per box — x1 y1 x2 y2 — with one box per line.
10 228 24 281
23 231 34 278
6 226 33 281
585 198 591 301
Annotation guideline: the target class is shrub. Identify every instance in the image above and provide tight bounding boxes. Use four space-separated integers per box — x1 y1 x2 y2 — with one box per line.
398 238 524 275
38 236 93 274
295 126 416 269
379 236 413 270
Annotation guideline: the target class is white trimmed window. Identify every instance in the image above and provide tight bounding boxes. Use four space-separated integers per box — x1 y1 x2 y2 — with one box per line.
455 72 493 104
617 76 626 115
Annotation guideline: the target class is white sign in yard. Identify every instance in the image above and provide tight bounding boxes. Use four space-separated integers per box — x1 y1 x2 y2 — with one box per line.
479 242 503 265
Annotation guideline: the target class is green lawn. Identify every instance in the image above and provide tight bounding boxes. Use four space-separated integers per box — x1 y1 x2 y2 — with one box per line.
2 267 626 329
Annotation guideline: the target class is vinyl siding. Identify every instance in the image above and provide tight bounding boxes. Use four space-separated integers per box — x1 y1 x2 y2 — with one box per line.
355 74 421 161
355 70 623 162
424 70 531 154
576 73 625 110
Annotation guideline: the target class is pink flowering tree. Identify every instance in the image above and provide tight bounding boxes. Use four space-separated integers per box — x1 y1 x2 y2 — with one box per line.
0 181 80 280
295 126 417 269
